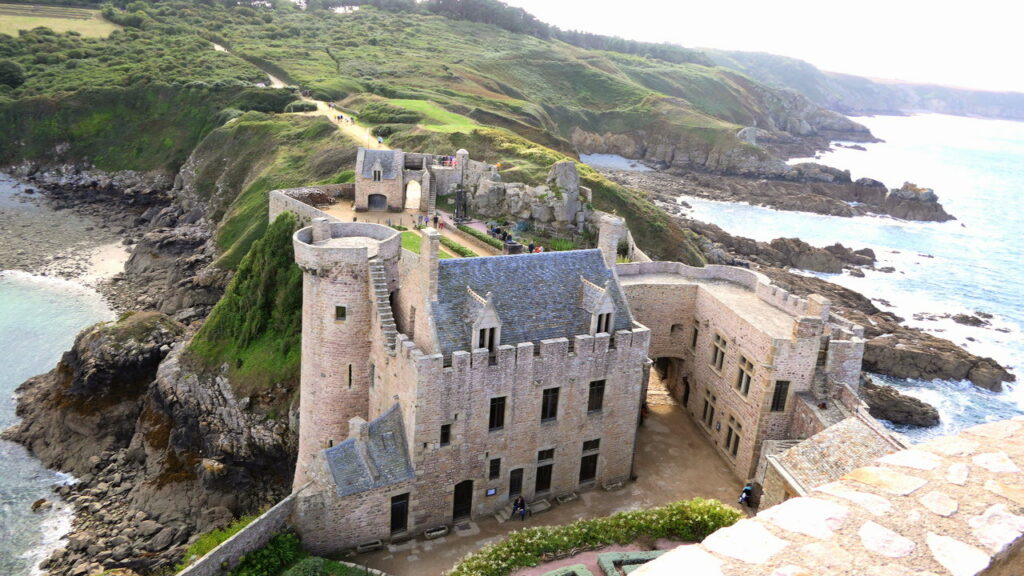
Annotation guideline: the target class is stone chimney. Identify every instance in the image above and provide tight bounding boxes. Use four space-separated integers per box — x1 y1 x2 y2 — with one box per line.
312 217 331 243
420 227 440 302
597 214 625 268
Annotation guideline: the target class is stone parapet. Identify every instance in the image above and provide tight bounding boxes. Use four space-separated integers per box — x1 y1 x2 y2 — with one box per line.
633 417 1024 576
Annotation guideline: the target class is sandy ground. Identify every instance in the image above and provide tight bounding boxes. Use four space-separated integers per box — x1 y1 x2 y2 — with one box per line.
349 370 745 576
79 242 131 286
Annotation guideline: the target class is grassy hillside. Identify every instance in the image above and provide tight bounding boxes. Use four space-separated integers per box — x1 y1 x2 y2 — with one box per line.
0 2 119 38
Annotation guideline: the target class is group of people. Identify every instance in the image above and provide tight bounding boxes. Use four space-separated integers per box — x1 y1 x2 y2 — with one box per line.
437 155 459 167
414 213 445 230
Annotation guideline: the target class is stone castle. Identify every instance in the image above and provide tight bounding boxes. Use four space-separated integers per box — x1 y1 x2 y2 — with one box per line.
269 147 915 553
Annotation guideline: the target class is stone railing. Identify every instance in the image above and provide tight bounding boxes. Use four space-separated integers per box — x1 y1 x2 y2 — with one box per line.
634 417 1024 576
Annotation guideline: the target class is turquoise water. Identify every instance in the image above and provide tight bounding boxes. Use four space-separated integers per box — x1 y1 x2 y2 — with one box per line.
0 259 112 571
678 113 1024 441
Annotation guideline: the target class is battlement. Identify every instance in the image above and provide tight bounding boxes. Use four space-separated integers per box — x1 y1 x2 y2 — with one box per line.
293 220 401 270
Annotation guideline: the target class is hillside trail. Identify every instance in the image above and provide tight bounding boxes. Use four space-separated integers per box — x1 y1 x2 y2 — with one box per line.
211 42 387 150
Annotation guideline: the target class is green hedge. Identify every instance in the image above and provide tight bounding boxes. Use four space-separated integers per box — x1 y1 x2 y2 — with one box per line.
175 514 260 571
229 533 302 576
440 235 478 258
448 498 740 576
457 224 505 249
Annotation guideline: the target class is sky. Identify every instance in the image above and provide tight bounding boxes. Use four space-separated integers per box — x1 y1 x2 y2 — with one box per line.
501 0 1022 93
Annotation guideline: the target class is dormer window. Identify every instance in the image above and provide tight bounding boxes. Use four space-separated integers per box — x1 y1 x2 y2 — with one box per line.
477 327 497 354
596 312 613 335
373 169 382 182
467 288 501 356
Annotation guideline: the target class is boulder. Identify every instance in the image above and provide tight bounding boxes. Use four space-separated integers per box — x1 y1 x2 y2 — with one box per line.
861 377 940 427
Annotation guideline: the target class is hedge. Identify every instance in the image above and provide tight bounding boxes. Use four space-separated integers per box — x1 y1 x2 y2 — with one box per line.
457 224 505 249
447 498 740 576
440 235 478 258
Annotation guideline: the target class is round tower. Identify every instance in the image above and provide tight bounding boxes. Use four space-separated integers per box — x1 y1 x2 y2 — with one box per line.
292 218 401 489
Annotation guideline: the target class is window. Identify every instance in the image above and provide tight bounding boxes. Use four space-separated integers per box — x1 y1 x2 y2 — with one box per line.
691 321 700 350
701 389 716 429
335 305 347 322
587 380 605 413
372 169 382 182
489 458 501 480
725 416 742 458
348 364 352 389
541 387 559 422
537 448 554 462
488 397 506 431
711 333 727 371
771 381 790 412
579 453 598 484
535 463 553 493
582 439 600 453
477 327 496 354
596 312 612 334
440 424 451 446
735 356 754 396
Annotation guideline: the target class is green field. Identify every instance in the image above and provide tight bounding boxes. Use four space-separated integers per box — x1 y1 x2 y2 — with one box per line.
389 99 478 133
0 3 120 38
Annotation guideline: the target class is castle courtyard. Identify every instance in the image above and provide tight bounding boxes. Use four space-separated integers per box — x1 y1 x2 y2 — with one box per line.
351 371 744 576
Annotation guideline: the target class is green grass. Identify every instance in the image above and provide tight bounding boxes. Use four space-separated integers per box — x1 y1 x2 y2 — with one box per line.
402 230 452 258
440 235 478 257
388 98 478 133
0 3 120 38
176 513 260 571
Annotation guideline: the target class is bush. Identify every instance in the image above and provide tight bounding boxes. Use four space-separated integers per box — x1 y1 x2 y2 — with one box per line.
284 100 318 113
449 498 740 576
457 224 504 249
0 60 25 89
359 101 421 124
440 235 477 257
229 533 303 576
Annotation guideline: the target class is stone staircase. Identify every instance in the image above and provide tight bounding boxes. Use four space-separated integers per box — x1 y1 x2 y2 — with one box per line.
368 258 398 355
494 498 552 523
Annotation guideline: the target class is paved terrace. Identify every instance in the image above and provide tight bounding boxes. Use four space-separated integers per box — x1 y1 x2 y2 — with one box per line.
349 371 746 576
617 273 797 340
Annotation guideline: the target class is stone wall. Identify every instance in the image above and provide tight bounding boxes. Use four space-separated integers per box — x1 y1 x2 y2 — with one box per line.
633 417 1024 576
268 188 336 225
177 492 298 576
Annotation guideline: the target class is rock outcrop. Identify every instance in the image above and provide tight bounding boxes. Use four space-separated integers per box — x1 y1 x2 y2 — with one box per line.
860 376 940 427
2 313 295 575
470 161 592 234
883 182 955 222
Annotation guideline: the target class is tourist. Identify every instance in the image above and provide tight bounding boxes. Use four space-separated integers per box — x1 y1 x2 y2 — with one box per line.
512 496 528 521
378 135 384 144
432 214 439 228
528 242 535 253
738 484 753 506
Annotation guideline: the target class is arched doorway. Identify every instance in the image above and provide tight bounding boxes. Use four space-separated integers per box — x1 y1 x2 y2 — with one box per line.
368 193 387 211
404 180 422 210
453 480 473 520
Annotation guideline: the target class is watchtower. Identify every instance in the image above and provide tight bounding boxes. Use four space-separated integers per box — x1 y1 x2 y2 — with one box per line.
292 218 401 489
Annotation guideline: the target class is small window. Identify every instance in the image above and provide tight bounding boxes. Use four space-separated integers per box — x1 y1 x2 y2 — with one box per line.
735 356 754 396
440 424 451 446
691 321 700 350
335 305 347 322
771 381 790 412
596 312 612 334
702 388 716 429
373 169 382 182
537 448 554 462
541 387 559 422
489 458 501 480
582 439 600 453
477 327 497 354
587 380 605 413
348 364 352 389
725 416 742 458
711 333 727 371
488 397 506 431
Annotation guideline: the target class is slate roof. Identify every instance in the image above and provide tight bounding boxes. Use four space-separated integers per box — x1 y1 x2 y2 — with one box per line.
432 250 633 357
776 416 898 492
358 148 398 180
324 404 415 497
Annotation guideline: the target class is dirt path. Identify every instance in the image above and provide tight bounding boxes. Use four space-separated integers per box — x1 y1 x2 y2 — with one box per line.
210 42 386 149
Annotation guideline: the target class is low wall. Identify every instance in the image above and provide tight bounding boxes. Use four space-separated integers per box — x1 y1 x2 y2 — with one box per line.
269 186 352 225
177 493 298 576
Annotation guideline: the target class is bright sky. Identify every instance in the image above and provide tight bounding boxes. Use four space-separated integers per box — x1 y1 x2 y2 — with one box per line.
502 0 1022 93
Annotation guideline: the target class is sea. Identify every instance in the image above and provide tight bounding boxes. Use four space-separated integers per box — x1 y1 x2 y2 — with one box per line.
0 180 113 575
675 113 1024 440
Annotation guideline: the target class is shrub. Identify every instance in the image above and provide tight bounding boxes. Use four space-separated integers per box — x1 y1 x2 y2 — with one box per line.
440 235 477 257
448 498 740 576
284 100 318 113
229 532 303 576
359 101 421 124
457 224 504 249
0 60 25 88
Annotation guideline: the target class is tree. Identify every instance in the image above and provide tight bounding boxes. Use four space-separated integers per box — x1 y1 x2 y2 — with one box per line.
0 60 25 89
